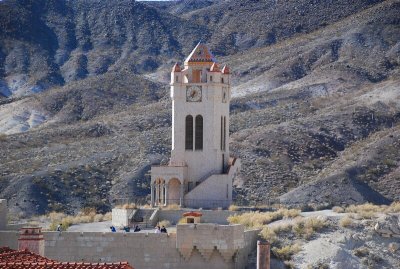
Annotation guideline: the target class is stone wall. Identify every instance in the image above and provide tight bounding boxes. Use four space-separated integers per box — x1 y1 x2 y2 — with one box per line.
0 224 259 269
0 199 7 230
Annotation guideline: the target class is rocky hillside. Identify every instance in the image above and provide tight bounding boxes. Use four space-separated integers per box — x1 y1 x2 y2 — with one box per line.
0 0 399 216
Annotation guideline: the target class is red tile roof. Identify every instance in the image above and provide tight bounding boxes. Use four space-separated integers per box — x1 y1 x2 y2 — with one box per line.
0 261 134 269
0 248 53 263
183 211 202 217
0 248 134 269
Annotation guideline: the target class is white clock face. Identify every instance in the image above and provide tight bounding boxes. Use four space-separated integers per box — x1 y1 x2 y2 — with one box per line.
186 86 202 102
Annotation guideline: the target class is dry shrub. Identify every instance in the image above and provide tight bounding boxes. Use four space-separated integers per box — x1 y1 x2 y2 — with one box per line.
93 214 104 222
47 209 112 230
103 212 112 221
228 204 240 211
353 247 369 257
158 220 171 228
260 227 277 244
272 243 302 261
122 203 137 209
227 208 301 228
332 206 345 213
345 203 380 219
339 216 353 228
385 201 400 213
48 212 67 222
0 133 7 142
284 261 296 269
292 217 327 240
272 223 293 234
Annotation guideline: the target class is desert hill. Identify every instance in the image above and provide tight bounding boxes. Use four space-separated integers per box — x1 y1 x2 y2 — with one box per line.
0 0 399 216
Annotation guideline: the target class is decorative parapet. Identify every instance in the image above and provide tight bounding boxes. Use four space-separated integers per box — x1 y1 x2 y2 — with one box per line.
176 224 245 262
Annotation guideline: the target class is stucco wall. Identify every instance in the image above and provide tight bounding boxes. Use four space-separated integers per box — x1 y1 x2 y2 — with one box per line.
0 199 7 230
0 231 19 249
184 174 232 209
112 208 135 228
0 224 258 269
157 209 234 225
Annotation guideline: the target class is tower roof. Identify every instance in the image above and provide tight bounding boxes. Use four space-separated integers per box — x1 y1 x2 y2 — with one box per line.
172 63 181 72
184 42 216 65
209 62 220 72
221 65 230 74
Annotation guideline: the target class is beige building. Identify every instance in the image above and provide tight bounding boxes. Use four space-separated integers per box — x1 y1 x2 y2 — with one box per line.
151 43 240 209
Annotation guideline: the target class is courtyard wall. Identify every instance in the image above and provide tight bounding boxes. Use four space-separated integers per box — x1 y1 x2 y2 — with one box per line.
0 225 259 269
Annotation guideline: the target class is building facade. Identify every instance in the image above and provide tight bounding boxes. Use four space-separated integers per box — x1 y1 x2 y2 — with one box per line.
150 43 240 209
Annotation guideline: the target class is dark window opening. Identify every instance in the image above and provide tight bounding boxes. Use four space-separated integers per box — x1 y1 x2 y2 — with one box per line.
195 115 203 150
185 115 193 150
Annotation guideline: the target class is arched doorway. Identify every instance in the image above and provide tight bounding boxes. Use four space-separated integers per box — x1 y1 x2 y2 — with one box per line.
168 178 181 206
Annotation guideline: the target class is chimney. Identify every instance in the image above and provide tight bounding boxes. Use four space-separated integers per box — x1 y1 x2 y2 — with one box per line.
18 227 45 256
0 199 6 230
257 240 270 269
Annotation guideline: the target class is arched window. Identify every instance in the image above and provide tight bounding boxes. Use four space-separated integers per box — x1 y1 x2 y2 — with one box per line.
195 115 203 150
210 75 213 82
185 115 193 150
221 77 224 83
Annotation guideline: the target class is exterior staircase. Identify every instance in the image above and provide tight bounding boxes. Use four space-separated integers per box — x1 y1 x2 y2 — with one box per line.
130 208 159 229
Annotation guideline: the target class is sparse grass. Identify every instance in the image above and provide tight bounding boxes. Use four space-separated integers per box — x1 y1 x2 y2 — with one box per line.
332 206 345 213
228 204 240 211
272 243 302 261
292 217 328 240
345 203 381 219
260 227 278 244
227 208 301 228
47 209 112 231
339 216 354 228
385 201 400 213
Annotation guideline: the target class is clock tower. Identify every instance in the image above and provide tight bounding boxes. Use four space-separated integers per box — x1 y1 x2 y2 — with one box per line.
150 43 240 209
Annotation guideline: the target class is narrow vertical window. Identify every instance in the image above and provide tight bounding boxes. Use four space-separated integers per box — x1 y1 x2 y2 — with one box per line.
221 77 224 83
185 115 193 150
176 75 178 82
210 76 213 82
195 115 203 150
223 116 226 151
220 116 223 150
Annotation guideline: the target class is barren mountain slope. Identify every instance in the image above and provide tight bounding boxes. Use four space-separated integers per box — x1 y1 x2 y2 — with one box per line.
0 0 399 216
184 0 385 55
0 0 208 97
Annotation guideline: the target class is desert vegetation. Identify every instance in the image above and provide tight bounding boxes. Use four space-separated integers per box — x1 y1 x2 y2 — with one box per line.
227 208 300 228
45 208 112 231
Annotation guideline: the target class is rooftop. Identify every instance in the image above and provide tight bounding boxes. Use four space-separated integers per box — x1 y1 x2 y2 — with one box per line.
0 247 134 269
184 42 216 65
